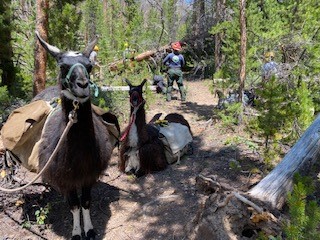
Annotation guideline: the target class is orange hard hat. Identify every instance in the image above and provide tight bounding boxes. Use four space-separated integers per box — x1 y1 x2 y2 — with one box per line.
171 42 182 51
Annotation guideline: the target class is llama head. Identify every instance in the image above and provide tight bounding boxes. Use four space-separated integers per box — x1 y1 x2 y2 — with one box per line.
35 31 98 102
124 78 147 108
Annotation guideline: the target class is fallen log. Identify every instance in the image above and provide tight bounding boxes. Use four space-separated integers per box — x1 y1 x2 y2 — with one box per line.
100 85 157 91
106 44 171 73
134 45 170 62
248 113 320 209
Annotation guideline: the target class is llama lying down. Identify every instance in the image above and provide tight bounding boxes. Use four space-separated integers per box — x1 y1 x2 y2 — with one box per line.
0 31 118 240
119 79 192 177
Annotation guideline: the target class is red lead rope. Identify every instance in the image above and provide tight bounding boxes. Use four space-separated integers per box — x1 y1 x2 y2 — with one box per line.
120 99 145 142
120 113 136 142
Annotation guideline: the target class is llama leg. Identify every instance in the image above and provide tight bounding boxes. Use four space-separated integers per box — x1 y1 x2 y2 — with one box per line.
67 190 82 240
81 186 95 240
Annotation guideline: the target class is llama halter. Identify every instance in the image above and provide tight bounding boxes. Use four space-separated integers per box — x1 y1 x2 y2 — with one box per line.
61 63 99 102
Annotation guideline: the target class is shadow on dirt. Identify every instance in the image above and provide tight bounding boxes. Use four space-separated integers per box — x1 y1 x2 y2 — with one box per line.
181 101 215 120
17 181 120 239
105 132 265 239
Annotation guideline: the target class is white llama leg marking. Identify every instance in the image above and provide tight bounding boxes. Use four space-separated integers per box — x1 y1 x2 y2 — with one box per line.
82 207 94 234
71 207 81 237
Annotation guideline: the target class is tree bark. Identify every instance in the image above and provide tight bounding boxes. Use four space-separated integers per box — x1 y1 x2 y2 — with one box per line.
192 0 205 50
248 114 320 209
107 44 171 72
214 0 226 72
167 0 178 42
134 45 170 62
33 0 48 96
239 0 246 102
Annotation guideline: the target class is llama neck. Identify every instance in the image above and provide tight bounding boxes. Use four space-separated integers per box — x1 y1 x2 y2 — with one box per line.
124 105 146 147
61 96 94 132
131 106 146 129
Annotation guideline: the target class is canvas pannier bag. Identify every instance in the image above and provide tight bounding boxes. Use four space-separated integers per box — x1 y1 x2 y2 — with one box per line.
158 122 193 164
91 104 120 148
1 100 52 172
1 100 120 173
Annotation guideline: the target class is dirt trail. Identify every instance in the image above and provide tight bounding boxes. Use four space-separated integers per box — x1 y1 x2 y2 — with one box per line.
0 79 261 240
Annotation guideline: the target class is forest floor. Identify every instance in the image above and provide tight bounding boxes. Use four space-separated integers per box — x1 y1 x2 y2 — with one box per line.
0 79 267 240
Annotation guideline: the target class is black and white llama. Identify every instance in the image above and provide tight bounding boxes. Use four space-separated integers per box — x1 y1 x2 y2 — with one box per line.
34 31 116 239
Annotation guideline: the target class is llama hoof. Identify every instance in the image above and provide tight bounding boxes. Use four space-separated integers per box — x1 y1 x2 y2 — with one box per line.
71 235 81 240
85 229 96 240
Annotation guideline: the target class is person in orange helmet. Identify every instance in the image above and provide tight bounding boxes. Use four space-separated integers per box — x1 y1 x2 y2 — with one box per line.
163 41 186 102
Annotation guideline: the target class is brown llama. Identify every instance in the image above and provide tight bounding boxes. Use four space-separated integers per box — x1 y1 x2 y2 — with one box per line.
34 31 117 239
119 79 167 176
119 79 192 177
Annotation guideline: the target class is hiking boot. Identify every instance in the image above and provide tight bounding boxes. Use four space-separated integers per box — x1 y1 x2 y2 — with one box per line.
166 93 172 102
179 86 186 102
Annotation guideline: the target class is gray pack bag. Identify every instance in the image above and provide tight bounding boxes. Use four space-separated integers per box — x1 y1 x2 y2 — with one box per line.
158 122 192 164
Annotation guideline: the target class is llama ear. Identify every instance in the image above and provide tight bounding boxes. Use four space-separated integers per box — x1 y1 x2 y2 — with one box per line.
83 35 99 57
35 30 61 60
141 79 147 87
124 78 132 87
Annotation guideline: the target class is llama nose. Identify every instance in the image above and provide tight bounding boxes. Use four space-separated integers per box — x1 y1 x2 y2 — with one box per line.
76 78 89 89
131 96 139 106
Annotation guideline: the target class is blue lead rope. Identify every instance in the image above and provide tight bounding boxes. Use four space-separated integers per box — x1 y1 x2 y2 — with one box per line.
90 80 99 97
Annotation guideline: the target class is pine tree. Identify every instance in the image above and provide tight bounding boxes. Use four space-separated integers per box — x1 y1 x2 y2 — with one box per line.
0 0 16 95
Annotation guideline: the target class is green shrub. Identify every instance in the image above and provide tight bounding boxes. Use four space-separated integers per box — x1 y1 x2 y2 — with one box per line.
216 102 242 128
284 175 320 240
0 86 11 115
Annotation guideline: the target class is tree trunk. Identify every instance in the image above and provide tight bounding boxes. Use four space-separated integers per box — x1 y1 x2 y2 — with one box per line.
33 0 48 96
248 114 320 209
239 0 246 103
134 45 170 62
107 44 171 73
167 0 178 42
192 0 205 50
214 0 226 72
